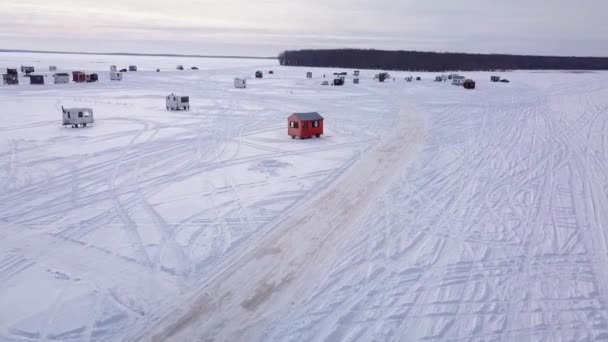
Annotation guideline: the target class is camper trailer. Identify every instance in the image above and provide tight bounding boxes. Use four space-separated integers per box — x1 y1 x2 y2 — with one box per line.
53 73 70 84
255 71 263 78
234 78 247 89
62 107 94 127
166 94 190 110
128 65 137 72
21 66 35 74
110 72 123 81
452 76 466 86
29 75 44 85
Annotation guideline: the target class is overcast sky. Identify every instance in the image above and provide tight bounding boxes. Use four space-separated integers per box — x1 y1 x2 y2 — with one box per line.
1 0 606 57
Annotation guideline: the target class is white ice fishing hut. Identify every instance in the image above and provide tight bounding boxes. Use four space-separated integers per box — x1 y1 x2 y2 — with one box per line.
110 72 123 81
53 73 70 84
62 107 94 127
166 93 190 110
234 78 247 88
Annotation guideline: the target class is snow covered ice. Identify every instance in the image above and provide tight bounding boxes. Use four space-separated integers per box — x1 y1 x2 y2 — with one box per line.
2 53 608 341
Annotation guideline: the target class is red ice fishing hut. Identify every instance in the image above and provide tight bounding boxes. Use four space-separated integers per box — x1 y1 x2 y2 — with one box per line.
72 71 86 83
288 112 324 139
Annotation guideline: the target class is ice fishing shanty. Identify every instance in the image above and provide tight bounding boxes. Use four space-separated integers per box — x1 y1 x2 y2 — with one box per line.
72 71 86 83
234 78 247 88
288 112 324 139
53 73 70 84
110 72 123 81
29 75 45 85
255 71 263 78
464 79 476 89
2 69 18 85
62 106 94 127
166 93 190 110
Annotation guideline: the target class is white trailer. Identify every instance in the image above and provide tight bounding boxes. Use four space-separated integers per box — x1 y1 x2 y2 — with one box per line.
110 72 123 81
234 78 247 88
166 93 189 110
452 76 466 86
62 107 94 127
53 73 70 84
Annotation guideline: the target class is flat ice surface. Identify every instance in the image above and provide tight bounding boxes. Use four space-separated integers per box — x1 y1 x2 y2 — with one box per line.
1 53 608 341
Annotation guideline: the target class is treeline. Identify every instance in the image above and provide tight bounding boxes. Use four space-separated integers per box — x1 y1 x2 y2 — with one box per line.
278 49 608 71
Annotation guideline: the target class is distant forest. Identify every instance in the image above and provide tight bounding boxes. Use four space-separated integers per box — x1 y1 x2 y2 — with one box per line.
278 49 608 71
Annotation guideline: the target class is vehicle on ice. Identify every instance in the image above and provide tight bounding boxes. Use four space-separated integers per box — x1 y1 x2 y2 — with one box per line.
62 107 94 127
255 71 263 78
176 65 184 70
21 66 35 74
500 79 510 83
288 112 324 139
166 93 190 110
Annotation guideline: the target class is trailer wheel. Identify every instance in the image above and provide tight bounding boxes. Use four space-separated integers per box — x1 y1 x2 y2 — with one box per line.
315 134 320 138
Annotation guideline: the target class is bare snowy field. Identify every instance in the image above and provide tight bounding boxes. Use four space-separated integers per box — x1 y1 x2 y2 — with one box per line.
2 53 608 341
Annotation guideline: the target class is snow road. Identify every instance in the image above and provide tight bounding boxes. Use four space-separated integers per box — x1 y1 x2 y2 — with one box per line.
2 52 608 342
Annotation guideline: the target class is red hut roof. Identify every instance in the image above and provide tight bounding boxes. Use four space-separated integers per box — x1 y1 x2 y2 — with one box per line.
291 112 324 121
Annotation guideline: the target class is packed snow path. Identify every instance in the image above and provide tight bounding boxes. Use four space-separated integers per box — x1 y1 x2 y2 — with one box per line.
145 71 608 341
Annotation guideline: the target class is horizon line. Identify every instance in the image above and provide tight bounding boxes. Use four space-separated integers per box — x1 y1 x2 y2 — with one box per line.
0 49 278 60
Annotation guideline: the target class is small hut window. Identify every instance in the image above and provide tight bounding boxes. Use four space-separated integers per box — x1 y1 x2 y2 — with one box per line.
67 113 71 119
313 120 319 128
290 121 299 128
78 112 83 118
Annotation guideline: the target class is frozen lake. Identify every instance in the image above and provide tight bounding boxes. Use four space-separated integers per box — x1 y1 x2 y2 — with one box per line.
2 53 608 341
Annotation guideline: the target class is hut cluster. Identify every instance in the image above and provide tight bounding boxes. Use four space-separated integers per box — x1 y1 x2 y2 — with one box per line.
1 64 134 85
